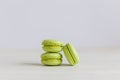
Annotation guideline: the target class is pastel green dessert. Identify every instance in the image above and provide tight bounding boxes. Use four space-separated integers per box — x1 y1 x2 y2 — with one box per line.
42 39 63 52
63 43 79 66
41 52 62 66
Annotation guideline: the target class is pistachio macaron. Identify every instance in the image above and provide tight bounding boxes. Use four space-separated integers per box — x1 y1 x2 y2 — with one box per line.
63 43 79 66
41 52 62 66
42 39 64 52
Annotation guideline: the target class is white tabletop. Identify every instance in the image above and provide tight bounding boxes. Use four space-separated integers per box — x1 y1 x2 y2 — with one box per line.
0 48 120 80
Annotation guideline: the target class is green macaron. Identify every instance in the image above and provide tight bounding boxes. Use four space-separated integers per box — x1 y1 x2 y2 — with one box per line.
42 39 64 52
41 52 62 66
63 43 79 66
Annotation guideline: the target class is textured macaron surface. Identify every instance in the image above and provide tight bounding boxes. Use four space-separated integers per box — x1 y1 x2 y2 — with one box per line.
42 39 64 46
63 43 79 65
63 46 74 65
41 53 62 59
42 59 62 66
42 46 63 52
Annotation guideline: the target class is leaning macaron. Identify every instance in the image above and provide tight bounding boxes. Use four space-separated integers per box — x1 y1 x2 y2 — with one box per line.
42 39 64 52
41 52 62 66
63 43 79 66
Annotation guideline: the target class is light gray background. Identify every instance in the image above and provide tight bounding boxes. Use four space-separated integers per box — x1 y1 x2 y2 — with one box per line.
0 1 120 80
0 0 120 49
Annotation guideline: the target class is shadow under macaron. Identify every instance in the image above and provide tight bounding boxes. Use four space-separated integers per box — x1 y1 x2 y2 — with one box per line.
17 62 71 67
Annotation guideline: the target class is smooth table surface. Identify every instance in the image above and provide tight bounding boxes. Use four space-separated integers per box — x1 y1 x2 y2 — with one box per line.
0 48 120 80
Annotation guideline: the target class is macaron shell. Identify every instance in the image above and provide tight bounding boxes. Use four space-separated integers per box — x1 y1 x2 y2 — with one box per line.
63 43 79 65
67 43 79 64
41 59 62 66
41 53 62 59
42 39 63 46
42 46 63 52
63 46 74 65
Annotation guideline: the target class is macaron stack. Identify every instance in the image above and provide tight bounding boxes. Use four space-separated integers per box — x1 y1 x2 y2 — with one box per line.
41 40 63 66
41 39 79 66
